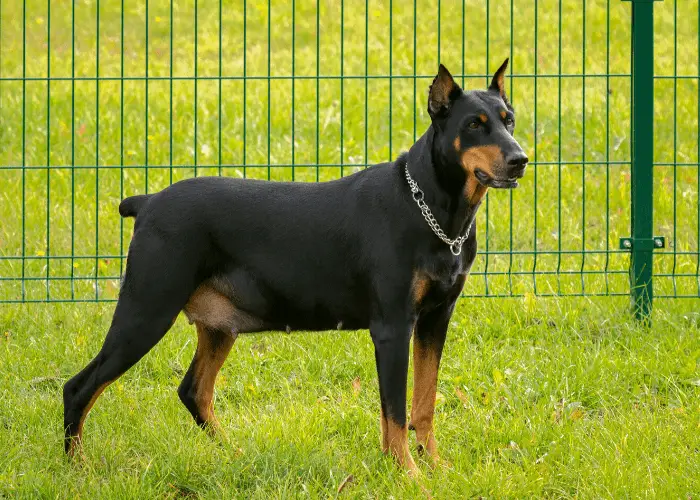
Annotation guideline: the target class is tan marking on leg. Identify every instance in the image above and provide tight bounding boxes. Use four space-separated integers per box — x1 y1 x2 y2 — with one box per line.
410 339 440 463
453 136 461 152
192 323 235 434
386 418 418 473
479 113 488 123
412 272 431 307
67 380 113 457
380 407 389 453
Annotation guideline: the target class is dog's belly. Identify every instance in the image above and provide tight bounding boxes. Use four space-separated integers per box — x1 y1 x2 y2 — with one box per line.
183 273 369 334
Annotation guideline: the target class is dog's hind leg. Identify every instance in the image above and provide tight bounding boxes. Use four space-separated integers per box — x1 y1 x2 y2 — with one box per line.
62 296 182 456
63 235 200 457
178 323 235 435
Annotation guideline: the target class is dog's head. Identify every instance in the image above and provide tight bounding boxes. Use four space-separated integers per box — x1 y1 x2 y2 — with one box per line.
427 59 528 204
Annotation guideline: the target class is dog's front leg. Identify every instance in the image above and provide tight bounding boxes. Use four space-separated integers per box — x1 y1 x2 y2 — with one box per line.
370 316 417 473
409 299 456 465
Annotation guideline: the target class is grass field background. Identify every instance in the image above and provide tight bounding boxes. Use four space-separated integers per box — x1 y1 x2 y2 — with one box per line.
1 0 699 497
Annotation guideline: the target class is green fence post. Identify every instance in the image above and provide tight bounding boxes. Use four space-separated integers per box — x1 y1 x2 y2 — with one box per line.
623 0 660 322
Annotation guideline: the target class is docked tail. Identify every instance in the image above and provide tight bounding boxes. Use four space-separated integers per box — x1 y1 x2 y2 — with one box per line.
119 194 152 218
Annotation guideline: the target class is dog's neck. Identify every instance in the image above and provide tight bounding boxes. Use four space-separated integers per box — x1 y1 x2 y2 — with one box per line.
404 126 482 241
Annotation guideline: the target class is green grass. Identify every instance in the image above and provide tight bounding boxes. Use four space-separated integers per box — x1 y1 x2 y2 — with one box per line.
1 0 700 497
1 298 699 497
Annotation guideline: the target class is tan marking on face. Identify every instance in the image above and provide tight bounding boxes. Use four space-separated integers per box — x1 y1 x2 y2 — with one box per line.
459 145 504 204
410 338 440 461
453 136 461 152
385 417 418 473
465 175 489 206
500 110 507 119
460 145 502 177
412 272 431 306
190 323 236 434
479 114 488 123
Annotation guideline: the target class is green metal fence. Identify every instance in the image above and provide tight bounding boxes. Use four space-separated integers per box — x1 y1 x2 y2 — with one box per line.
0 0 698 315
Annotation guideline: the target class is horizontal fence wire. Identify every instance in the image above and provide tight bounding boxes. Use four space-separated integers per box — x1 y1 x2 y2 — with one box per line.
0 0 698 302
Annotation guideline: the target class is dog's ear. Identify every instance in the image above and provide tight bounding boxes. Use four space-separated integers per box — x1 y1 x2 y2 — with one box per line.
428 64 461 119
489 58 510 105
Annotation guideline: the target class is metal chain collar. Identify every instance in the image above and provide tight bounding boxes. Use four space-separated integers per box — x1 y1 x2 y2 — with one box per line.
404 163 471 256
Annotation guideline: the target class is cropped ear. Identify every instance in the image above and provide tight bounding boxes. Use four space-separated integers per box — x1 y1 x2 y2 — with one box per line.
428 64 461 119
489 58 510 105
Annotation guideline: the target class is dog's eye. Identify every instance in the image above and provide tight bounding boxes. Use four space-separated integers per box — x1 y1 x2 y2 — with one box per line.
505 117 514 127
468 121 480 130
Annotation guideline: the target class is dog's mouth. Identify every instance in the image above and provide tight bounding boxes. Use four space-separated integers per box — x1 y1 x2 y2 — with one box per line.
474 167 525 189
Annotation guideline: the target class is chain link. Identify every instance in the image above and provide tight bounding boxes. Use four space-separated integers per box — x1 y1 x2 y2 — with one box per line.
404 163 471 256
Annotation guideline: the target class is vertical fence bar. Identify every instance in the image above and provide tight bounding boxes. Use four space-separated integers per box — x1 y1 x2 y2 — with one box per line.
218 0 223 177
71 0 75 299
672 0 677 295
315 0 319 182
46 0 51 300
364 0 368 172
557 0 562 294
169 0 173 184
580 0 586 295
340 0 344 176
291 0 294 181
146 0 150 189
243 0 247 178
508 0 514 296
484 0 490 295
533 0 538 295
628 0 656 320
388 0 392 163
95 0 100 300
462 0 465 89
167 0 173 184
413 0 417 143
437 0 440 62
21 0 26 300
194 0 198 178
605 0 611 295
267 0 270 180
697 3 700 296
119 0 124 277
340 0 344 177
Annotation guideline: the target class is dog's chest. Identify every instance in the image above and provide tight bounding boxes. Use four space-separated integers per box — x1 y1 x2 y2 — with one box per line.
418 251 466 289
413 241 476 308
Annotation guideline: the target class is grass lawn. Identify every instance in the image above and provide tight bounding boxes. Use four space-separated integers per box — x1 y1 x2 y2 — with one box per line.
1 0 699 497
1 299 699 498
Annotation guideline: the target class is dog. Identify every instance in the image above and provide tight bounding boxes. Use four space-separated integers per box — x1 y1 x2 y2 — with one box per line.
63 59 527 472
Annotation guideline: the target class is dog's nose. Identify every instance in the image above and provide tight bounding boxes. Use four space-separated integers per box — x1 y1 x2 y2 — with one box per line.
506 152 528 178
506 152 528 167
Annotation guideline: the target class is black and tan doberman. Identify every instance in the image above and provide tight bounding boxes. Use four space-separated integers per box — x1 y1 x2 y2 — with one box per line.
63 60 527 473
